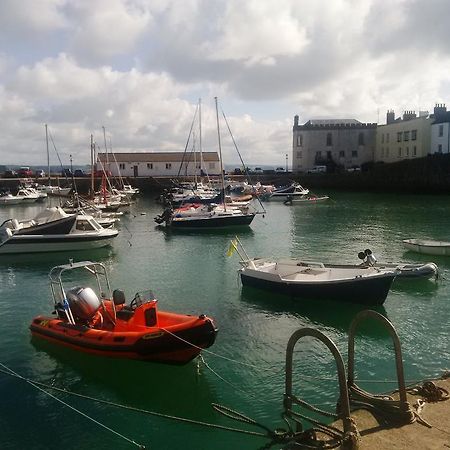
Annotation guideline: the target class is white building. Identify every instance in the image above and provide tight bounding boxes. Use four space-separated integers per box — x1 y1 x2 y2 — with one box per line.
97 152 220 177
430 104 450 154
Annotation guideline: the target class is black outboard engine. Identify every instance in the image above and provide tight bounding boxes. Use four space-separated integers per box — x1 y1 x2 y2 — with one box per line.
66 286 101 321
154 207 173 225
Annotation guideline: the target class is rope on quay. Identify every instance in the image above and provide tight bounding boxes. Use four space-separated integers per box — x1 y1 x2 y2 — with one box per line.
0 365 268 440
0 362 146 449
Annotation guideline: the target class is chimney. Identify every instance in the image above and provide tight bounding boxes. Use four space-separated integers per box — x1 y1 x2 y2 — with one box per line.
402 110 417 121
434 103 447 119
294 115 299 127
386 110 395 124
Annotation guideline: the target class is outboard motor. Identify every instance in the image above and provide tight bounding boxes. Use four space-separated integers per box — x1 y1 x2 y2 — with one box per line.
66 286 101 321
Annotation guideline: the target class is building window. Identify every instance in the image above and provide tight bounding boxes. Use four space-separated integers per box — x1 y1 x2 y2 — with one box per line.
352 150 358 158
297 135 303 147
386 133 390 143
413 146 417 156
406 147 409 156
386 148 390 157
119 163 125 170
398 147 402 157
165 163 172 169
381 147 384 157
438 144 443 153
296 151 302 159
439 125 444 137
381 134 385 144
147 163 153 169
326 133 332 146
397 132 402 142
339 150 345 158
358 133 364 145
411 130 417 140
404 131 409 141
315 151 322 160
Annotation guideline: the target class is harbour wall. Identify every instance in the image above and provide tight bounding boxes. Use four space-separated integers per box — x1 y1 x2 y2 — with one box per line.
2 154 450 195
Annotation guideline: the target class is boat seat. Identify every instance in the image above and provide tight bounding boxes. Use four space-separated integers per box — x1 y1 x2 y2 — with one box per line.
112 289 126 306
116 308 134 321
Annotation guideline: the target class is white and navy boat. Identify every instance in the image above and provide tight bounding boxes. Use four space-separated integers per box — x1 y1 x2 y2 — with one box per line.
238 257 397 306
0 207 118 254
231 240 397 306
155 203 256 229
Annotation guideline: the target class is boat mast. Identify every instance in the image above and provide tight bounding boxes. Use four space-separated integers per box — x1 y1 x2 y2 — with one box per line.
90 134 95 198
45 123 50 184
199 98 203 179
215 97 226 210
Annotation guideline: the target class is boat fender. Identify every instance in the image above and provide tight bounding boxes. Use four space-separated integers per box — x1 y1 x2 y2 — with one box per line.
358 251 366 260
199 314 205 319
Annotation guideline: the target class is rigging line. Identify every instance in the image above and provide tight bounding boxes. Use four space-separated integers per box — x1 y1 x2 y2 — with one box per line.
0 363 145 449
0 366 266 439
177 103 199 178
220 108 266 214
48 130 70 183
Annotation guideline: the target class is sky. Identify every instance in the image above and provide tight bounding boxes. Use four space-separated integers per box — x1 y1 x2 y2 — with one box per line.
1 0 450 167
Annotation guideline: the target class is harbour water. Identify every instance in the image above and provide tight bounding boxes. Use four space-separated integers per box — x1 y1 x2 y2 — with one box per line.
0 191 449 449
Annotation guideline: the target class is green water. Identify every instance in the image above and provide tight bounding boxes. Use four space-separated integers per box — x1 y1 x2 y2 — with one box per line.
0 192 449 449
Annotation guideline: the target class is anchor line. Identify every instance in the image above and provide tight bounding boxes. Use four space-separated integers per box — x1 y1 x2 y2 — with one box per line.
0 363 145 449
0 365 267 439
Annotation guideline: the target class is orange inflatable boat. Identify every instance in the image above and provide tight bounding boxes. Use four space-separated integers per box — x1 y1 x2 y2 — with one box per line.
30 261 217 364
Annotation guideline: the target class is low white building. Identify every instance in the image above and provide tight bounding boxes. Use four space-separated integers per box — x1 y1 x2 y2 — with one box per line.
97 152 221 177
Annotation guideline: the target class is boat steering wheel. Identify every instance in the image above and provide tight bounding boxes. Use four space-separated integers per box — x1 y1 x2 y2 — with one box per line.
130 293 143 310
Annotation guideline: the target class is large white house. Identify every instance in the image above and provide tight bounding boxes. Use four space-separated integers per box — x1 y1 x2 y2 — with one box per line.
97 152 221 177
430 104 450 154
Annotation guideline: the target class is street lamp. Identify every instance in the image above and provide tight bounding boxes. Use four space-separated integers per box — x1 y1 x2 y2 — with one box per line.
285 153 288 172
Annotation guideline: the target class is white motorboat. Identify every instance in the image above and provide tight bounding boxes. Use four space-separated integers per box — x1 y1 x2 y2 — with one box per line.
287 195 330 205
267 182 309 201
402 238 450 256
36 185 72 197
0 207 118 254
0 193 24 205
15 187 40 203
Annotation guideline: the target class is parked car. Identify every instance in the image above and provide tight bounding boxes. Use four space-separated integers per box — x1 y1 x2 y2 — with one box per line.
18 166 33 177
308 165 327 174
61 168 73 177
253 167 263 174
275 167 285 173
74 169 86 177
3 169 18 178
35 169 46 178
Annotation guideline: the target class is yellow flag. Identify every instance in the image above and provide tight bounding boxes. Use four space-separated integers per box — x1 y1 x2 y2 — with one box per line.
226 239 237 257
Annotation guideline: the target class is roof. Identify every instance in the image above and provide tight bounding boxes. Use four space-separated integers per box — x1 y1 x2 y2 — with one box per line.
97 152 220 163
305 119 362 126
432 111 450 124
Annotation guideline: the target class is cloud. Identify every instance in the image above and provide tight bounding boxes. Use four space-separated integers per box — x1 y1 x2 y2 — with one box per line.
2 0 450 166
66 0 152 63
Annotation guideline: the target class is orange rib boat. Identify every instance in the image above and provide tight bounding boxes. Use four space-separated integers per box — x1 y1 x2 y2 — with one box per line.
30 261 217 365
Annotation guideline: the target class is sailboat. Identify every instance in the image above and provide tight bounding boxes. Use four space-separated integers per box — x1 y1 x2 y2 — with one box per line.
155 98 256 229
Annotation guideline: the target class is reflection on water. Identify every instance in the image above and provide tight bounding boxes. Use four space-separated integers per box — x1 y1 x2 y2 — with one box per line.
30 337 216 419
240 285 388 335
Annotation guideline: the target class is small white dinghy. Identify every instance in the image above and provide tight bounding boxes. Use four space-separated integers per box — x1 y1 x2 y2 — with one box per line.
402 239 450 256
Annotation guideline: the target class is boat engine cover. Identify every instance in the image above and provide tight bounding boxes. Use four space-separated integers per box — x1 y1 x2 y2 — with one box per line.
66 286 101 320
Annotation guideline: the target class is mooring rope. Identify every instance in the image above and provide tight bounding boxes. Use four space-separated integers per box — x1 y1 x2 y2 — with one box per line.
0 365 267 439
0 363 146 449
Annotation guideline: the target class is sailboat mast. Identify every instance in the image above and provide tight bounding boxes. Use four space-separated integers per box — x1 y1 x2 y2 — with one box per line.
90 134 95 198
214 97 226 210
199 98 203 178
45 124 50 183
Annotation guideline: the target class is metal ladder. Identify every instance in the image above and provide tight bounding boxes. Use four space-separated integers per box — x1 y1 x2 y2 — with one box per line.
347 309 415 426
284 327 359 449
